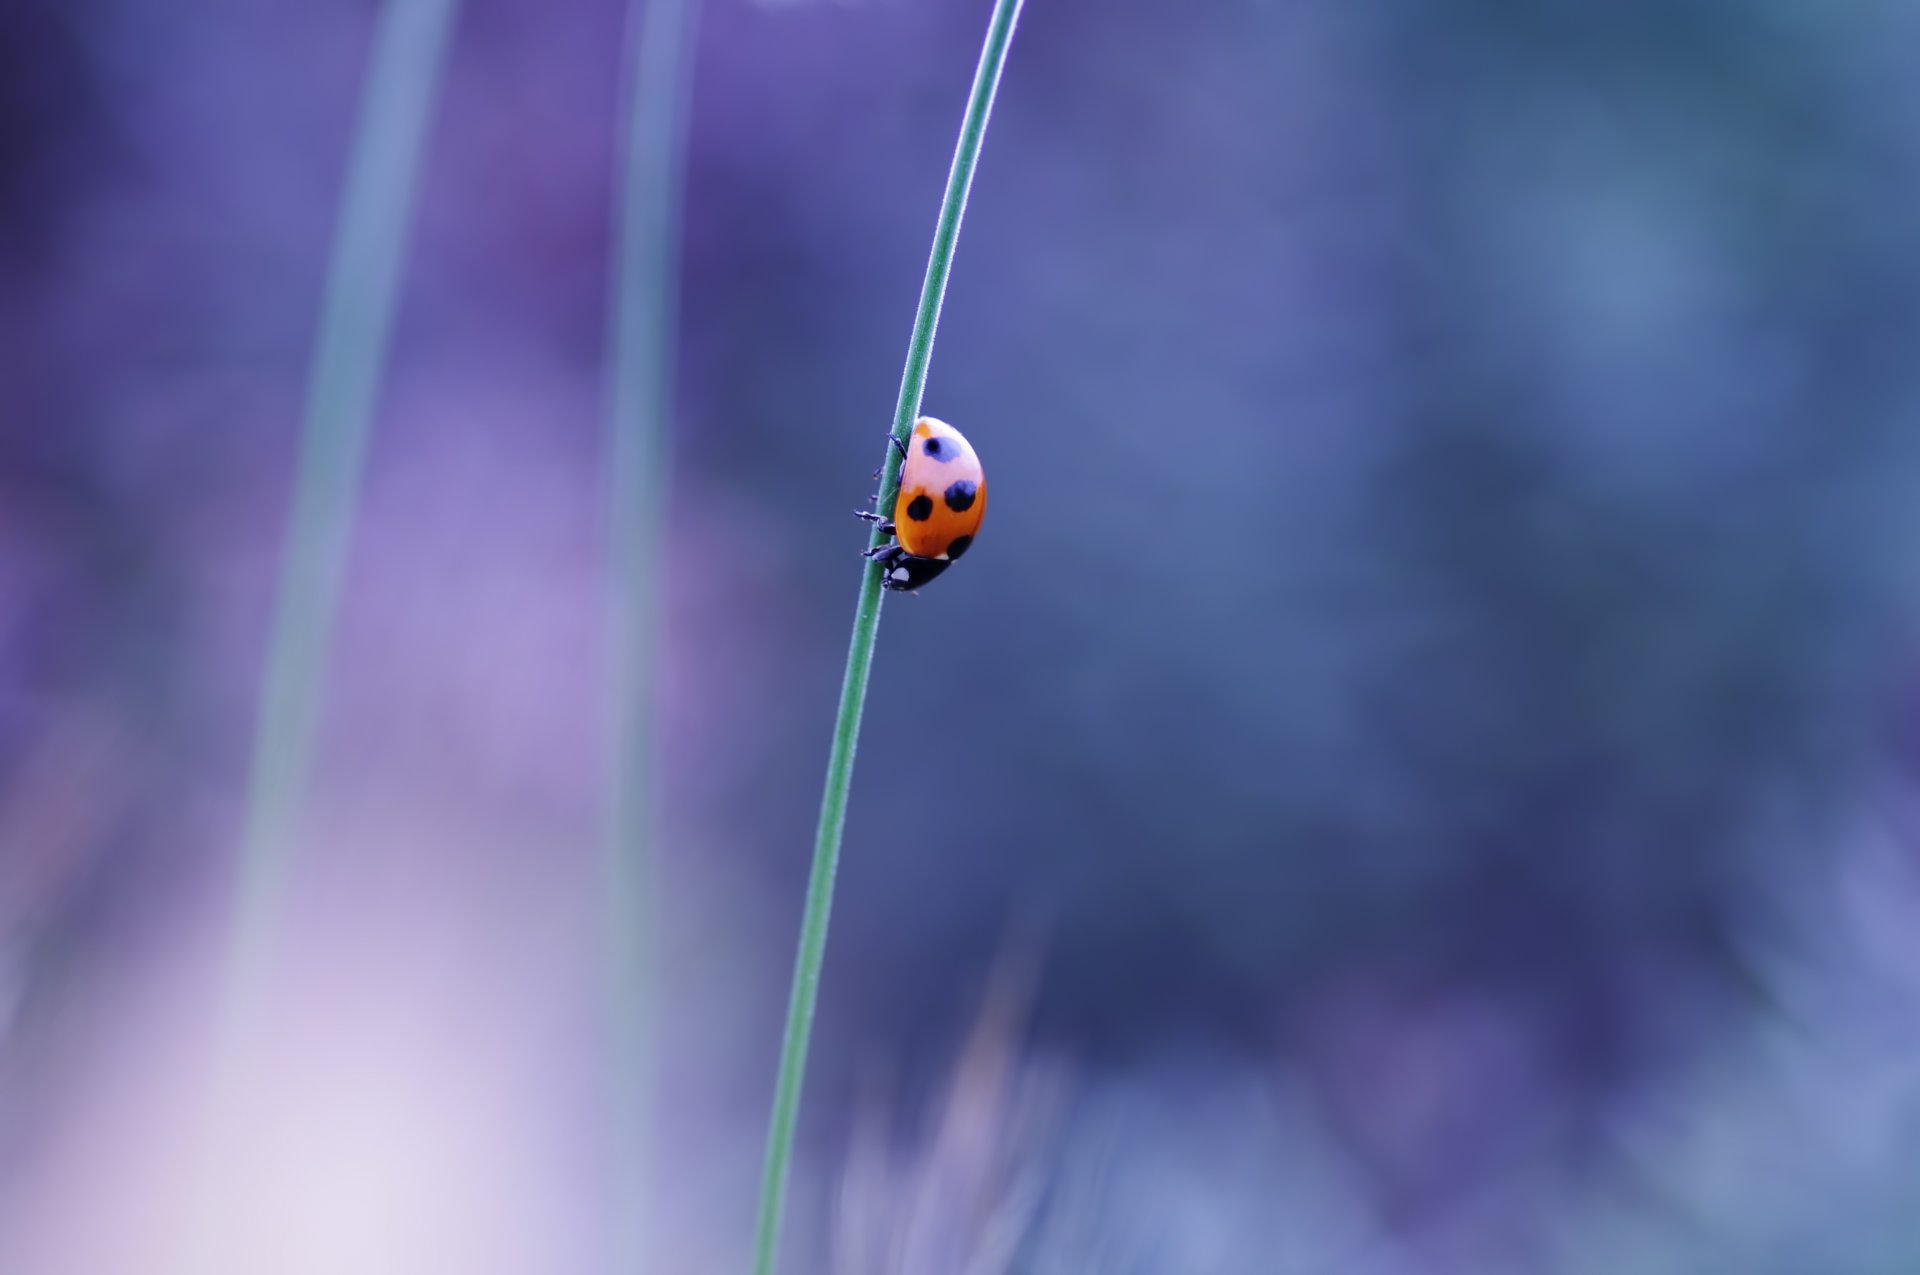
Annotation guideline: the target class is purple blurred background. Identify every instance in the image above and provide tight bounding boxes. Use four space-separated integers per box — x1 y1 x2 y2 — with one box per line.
5 0 1920 1271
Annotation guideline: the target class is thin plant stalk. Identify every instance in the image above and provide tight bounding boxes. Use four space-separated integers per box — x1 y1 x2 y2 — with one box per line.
749 2 1026 1270
222 0 461 1043
603 0 702 1266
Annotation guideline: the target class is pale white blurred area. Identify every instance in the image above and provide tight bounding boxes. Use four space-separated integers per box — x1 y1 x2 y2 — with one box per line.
0 365 616 1269
0 353 795 1272
0 881 596 1275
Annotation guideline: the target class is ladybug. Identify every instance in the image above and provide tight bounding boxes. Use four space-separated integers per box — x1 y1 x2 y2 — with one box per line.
856 416 986 592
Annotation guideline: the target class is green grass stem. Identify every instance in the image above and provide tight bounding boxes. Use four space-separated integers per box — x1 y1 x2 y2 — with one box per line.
748 2 1026 1270
223 0 460 1039
603 0 702 1266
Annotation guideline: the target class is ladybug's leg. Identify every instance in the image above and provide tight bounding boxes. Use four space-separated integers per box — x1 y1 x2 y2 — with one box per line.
853 510 896 533
870 434 910 479
864 543 905 564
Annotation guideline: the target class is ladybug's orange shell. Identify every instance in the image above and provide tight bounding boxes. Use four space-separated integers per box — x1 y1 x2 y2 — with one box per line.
892 417 986 561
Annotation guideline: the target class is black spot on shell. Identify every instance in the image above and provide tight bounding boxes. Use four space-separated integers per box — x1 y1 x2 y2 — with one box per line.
906 494 934 521
923 436 953 461
943 480 977 513
946 534 973 560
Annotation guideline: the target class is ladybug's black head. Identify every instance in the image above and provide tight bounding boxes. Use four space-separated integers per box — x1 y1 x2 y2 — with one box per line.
879 553 953 592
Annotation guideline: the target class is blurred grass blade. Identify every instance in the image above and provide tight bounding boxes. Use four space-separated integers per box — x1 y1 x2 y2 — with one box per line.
603 0 702 1266
750 1 1026 1271
224 0 460 1033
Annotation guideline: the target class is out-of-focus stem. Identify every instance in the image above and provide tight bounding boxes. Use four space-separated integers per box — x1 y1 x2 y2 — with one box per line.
603 0 703 1266
223 0 460 1045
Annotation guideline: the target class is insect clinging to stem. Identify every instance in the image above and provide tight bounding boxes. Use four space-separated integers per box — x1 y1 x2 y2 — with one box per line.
856 416 987 593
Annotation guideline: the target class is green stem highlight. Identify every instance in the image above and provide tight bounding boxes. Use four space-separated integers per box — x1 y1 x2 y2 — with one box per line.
223 0 460 1040
603 0 702 1266
748 2 1026 1271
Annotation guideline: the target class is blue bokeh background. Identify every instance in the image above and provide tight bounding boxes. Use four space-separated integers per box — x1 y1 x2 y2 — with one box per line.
4 1 1920 1271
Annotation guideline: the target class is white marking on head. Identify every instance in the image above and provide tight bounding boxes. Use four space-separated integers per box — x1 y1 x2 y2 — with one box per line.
935 553 949 561
890 567 910 582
